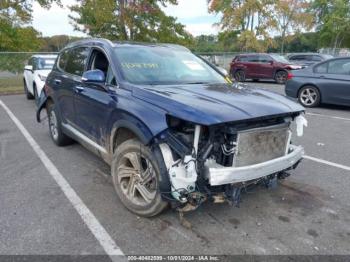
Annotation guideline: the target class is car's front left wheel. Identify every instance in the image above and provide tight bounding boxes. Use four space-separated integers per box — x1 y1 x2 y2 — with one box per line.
112 139 168 217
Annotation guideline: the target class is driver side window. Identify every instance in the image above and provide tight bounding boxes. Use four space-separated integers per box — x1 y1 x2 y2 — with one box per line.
88 49 117 86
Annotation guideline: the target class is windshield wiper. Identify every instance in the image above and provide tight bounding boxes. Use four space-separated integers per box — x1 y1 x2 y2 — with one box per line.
184 81 211 85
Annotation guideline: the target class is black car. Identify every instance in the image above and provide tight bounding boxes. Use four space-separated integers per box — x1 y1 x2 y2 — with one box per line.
37 38 306 217
287 53 333 68
285 57 350 107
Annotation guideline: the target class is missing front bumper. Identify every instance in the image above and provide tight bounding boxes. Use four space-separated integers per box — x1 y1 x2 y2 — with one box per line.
205 145 304 186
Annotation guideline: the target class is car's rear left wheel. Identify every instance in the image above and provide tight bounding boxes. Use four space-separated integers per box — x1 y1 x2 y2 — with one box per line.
274 71 288 84
112 139 167 217
47 102 73 146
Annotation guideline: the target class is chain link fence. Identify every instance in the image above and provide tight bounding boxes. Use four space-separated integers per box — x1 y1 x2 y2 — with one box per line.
319 48 350 57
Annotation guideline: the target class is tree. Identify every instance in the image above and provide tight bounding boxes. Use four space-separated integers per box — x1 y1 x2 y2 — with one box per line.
273 0 314 53
0 0 61 51
69 0 193 45
312 0 350 49
208 0 276 52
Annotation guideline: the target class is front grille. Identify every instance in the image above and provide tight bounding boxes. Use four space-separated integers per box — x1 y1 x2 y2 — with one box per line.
233 124 290 167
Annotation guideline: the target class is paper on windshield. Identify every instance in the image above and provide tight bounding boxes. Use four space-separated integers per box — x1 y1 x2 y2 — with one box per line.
182 60 205 71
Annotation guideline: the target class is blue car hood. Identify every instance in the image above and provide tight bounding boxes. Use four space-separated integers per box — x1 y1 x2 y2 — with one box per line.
132 83 304 125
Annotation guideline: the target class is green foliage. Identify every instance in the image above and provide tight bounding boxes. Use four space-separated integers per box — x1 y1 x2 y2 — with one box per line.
312 0 350 49
0 0 62 51
69 0 193 45
40 35 83 51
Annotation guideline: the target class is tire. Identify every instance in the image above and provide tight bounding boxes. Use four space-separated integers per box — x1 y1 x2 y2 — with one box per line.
298 85 321 108
112 139 168 217
24 80 34 100
274 70 288 84
233 70 246 82
47 102 73 146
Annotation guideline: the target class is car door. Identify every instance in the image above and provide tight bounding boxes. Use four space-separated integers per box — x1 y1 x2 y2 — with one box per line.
257 55 274 78
314 58 350 105
50 47 90 125
245 55 260 78
74 48 118 148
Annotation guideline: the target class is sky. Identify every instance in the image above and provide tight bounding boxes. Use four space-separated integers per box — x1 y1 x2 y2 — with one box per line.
32 0 221 37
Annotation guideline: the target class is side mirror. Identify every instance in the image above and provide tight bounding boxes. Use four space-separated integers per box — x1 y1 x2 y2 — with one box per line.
217 67 228 76
25 65 33 71
82 69 105 83
269 61 274 65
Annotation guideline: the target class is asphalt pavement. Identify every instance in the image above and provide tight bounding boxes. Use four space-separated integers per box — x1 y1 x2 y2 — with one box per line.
1 83 350 259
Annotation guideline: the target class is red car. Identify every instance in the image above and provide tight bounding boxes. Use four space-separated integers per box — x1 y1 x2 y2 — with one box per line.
230 53 302 84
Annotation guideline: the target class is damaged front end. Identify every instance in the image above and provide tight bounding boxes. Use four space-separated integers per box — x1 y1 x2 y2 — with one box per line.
156 113 307 211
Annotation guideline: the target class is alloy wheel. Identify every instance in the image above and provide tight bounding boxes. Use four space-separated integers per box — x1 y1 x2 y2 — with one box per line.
49 110 59 141
117 152 157 206
300 87 318 106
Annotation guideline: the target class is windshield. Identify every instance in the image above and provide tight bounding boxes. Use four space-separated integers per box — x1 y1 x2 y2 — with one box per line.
37 58 56 70
270 54 290 64
114 46 226 85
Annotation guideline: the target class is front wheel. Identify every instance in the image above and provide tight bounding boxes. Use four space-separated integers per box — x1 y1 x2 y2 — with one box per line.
112 139 168 217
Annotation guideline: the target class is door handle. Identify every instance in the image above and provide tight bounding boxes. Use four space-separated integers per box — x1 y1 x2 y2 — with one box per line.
319 75 325 78
54 79 61 85
75 86 85 92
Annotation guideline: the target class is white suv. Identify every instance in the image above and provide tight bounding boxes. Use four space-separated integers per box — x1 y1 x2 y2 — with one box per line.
23 54 57 102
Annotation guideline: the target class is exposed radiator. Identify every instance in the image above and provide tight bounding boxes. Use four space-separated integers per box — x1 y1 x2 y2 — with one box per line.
233 124 290 167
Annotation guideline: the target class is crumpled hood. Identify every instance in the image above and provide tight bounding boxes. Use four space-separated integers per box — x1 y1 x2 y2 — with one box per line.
132 83 304 125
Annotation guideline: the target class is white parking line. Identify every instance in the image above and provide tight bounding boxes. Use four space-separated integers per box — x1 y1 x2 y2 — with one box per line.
0 100 124 261
304 155 350 171
306 112 350 121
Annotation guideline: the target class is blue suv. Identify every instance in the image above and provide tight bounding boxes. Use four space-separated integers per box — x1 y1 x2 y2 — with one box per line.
37 38 306 217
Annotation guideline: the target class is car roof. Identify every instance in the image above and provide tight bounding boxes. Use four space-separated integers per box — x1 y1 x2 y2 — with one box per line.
64 38 190 52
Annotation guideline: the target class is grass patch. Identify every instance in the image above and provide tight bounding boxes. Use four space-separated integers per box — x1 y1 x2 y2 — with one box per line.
0 75 24 95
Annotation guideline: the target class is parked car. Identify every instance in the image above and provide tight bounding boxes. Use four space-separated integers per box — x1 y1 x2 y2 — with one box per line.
37 39 306 217
230 53 302 84
23 54 57 102
285 57 350 107
287 53 333 68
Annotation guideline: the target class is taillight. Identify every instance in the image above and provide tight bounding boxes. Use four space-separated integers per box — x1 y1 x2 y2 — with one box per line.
287 72 294 80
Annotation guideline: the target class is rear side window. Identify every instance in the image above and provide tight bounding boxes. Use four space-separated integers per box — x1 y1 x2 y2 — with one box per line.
247 55 259 62
314 62 328 74
65 47 90 76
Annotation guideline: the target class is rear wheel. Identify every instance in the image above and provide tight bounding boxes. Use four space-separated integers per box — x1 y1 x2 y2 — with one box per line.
274 71 288 84
112 139 167 217
233 70 246 82
24 80 34 100
47 102 73 146
298 85 321 107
